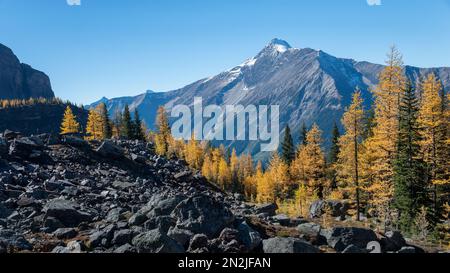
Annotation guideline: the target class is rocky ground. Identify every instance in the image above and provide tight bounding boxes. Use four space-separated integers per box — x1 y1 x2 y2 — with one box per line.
0 130 437 253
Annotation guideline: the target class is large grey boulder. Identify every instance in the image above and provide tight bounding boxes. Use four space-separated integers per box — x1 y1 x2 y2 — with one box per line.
262 237 320 253
297 222 322 238
380 230 407 252
96 141 124 159
320 227 378 252
309 200 350 218
132 229 185 253
167 227 194 247
43 199 92 228
171 195 234 238
237 221 262 251
144 194 186 218
9 137 45 158
255 203 278 216
62 135 87 147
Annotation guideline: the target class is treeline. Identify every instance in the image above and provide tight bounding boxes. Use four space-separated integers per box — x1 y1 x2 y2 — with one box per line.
0 97 76 109
152 47 449 245
60 103 146 141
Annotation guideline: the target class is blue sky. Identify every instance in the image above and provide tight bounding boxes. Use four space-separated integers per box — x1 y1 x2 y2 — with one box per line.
0 0 449 104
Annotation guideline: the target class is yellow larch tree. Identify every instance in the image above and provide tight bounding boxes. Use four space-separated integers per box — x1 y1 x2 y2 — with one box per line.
218 157 232 190
362 46 406 225
418 73 450 221
60 106 80 135
85 107 103 140
201 153 214 182
229 148 240 191
243 160 260 201
291 124 327 198
337 89 365 220
184 134 204 170
155 106 172 156
256 153 290 203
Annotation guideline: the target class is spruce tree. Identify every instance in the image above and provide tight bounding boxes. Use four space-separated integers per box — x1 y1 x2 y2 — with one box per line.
328 122 340 164
98 103 112 139
112 111 123 138
299 123 308 146
133 109 145 140
281 125 295 164
393 83 426 233
121 105 133 139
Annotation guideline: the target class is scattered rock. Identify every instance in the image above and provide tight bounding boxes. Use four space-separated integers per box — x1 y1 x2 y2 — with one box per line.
53 228 77 240
263 237 320 253
321 227 378 252
132 229 185 253
43 199 92 228
381 230 407 251
255 203 278 216
113 243 136 253
9 137 44 159
131 153 146 164
167 227 194 247
61 135 87 147
342 244 367 253
271 214 290 226
0 229 33 252
171 195 234 238
397 246 416 253
237 221 262 251
96 141 124 159
309 200 349 218
112 229 133 246
174 171 191 180
188 234 209 252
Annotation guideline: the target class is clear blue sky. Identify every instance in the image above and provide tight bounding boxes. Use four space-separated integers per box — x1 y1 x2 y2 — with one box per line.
1 0 449 104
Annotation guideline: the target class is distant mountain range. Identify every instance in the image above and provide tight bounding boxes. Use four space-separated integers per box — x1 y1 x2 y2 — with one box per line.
0 43 54 100
89 39 450 160
1 40 449 161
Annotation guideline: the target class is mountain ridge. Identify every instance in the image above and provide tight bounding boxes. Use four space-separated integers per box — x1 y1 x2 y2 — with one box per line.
89 39 450 160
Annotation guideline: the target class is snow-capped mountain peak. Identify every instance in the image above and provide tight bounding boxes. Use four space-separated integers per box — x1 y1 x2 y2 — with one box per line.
267 38 292 53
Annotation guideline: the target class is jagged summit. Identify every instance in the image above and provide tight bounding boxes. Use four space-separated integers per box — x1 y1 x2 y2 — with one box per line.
268 38 292 51
257 38 293 57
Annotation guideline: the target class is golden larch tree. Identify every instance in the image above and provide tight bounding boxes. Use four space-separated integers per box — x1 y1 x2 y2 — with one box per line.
418 73 450 220
337 89 365 220
291 124 326 198
362 46 406 225
155 106 172 156
60 106 80 135
85 107 103 140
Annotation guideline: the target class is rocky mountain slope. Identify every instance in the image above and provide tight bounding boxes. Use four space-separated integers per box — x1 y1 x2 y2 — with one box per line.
0 43 54 100
90 39 450 160
0 131 436 253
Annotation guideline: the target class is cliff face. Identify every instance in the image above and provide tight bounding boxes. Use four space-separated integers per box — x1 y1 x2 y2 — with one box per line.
0 43 54 100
